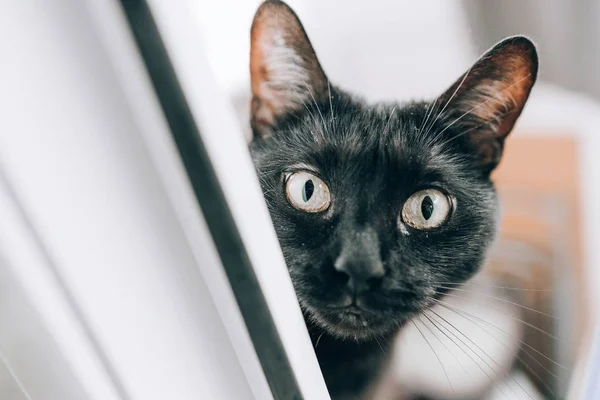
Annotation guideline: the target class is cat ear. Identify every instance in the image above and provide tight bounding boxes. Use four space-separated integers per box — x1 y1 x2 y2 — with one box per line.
250 0 329 138
437 36 538 171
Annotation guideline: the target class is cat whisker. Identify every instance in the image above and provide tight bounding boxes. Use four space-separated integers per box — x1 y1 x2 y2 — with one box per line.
286 82 320 140
302 81 327 135
374 336 387 357
418 98 435 133
429 302 564 399
518 353 560 400
435 287 558 319
425 310 534 399
416 314 472 377
418 97 440 137
327 80 335 134
422 65 475 138
434 107 518 149
428 301 565 384
382 107 396 136
431 282 553 292
430 73 532 143
421 313 512 399
315 332 325 349
436 118 495 148
418 314 513 397
433 304 563 399
411 319 454 393
435 291 562 342
429 297 569 371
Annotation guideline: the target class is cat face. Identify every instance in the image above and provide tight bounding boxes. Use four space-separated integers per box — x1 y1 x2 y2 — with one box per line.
249 0 537 340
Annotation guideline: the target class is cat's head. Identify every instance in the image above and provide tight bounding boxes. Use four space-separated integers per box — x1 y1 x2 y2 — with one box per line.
249 0 537 340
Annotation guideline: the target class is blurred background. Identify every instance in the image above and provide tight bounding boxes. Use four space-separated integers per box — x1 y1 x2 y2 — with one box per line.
194 0 600 399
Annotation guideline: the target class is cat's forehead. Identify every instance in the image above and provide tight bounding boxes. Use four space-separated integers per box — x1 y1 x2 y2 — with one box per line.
253 96 470 188
292 102 451 169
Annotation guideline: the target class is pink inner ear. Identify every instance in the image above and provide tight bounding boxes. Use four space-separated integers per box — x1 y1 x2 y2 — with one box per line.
446 44 536 141
434 38 537 170
250 95 276 137
250 16 281 131
466 70 534 140
249 1 329 137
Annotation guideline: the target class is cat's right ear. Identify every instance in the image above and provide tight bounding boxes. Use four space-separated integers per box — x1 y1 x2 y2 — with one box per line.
250 0 329 138
436 36 538 172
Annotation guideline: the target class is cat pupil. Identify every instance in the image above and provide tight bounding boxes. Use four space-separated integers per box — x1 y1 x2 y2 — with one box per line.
303 179 315 202
421 196 434 220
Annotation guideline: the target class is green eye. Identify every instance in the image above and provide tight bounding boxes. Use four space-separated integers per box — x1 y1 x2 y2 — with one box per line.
285 171 331 213
402 189 451 230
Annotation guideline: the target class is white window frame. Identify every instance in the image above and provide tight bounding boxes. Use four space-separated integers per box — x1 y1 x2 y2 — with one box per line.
0 0 329 399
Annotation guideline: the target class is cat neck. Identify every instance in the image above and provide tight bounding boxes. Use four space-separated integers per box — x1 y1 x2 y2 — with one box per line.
307 323 396 398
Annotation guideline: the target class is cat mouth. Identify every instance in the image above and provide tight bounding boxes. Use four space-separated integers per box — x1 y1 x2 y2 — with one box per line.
334 305 370 325
313 304 393 338
337 307 375 329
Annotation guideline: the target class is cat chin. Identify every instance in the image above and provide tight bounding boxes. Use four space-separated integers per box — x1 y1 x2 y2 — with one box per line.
303 304 400 341
326 324 396 342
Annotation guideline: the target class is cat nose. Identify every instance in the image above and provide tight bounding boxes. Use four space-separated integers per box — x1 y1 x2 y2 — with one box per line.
332 227 385 294
333 256 385 294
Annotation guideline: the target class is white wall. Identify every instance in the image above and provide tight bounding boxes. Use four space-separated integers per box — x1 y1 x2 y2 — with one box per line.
193 0 476 102
0 1 269 399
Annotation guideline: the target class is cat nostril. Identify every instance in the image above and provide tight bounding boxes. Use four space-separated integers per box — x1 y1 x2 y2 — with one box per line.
333 269 351 285
366 276 383 290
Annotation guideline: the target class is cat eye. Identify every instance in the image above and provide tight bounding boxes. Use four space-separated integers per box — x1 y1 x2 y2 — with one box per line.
401 189 452 230
285 171 331 213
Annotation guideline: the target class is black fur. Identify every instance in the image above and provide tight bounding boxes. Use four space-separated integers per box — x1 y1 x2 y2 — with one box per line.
250 90 499 397
248 1 537 398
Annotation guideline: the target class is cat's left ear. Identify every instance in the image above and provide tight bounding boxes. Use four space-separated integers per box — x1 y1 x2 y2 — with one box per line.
250 0 329 138
438 36 538 171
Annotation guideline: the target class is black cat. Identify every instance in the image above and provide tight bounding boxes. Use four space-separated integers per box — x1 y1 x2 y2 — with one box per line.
248 1 537 398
